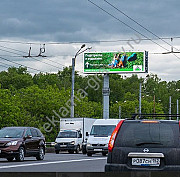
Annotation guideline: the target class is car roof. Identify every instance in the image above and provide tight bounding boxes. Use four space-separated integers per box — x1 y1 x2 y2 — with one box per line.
2 127 37 129
124 119 179 124
93 119 123 125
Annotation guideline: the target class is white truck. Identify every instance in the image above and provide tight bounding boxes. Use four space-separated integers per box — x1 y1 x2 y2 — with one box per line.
86 119 123 156
54 118 96 154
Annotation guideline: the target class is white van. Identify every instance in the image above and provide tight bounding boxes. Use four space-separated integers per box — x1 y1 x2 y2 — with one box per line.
86 119 123 156
55 118 95 154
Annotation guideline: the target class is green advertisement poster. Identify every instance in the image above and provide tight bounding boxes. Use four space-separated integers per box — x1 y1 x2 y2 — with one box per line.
83 51 148 74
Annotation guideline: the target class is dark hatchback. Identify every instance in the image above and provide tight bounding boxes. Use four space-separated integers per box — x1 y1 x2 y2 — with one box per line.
0 127 45 162
105 119 180 171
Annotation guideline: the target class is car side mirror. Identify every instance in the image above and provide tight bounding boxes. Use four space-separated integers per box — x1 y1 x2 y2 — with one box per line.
86 132 89 136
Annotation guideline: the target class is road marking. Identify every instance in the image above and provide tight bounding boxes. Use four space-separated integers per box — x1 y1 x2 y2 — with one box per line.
0 157 107 169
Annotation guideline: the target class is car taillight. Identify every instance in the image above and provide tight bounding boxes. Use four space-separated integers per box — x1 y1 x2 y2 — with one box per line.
108 120 124 152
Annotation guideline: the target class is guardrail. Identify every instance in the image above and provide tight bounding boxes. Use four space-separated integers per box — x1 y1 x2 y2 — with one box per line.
45 142 55 153
45 142 55 147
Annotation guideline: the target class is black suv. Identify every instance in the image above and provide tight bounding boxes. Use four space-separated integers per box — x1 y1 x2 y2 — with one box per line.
0 127 45 162
105 119 180 171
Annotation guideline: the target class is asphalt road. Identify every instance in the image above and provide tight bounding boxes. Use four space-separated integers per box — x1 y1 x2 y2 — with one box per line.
0 152 107 172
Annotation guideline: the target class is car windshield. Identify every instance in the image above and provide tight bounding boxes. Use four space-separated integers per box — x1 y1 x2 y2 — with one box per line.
90 125 116 136
58 131 77 138
0 128 25 138
115 121 179 148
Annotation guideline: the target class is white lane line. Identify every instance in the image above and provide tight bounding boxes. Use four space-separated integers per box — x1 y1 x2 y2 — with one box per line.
0 157 107 169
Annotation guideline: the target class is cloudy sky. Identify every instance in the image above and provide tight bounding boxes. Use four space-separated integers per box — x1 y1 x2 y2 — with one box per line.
0 0 180 81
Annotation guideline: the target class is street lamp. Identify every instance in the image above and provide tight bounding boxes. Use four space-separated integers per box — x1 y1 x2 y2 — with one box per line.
71 44 92 118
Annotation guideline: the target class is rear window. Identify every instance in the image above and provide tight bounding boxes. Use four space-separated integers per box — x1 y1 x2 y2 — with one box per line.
115 121 179 148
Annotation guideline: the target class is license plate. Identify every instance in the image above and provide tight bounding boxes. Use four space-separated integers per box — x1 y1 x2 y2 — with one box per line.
94 149 102 151
132 158 160 166
60 145 67 147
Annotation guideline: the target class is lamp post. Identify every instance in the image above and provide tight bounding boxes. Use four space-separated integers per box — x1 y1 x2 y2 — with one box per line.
71 44 92 118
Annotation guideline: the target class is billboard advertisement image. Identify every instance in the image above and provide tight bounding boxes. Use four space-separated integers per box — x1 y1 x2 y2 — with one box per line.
83 51 148 74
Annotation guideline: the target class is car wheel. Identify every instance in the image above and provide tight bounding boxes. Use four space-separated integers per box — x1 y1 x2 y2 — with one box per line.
82 146 87 154
68 150 74 154
75 146 80 154
102 152 107 156
36 147 44 160
55 150 59 154
82 149 87 154
87 152 92 156
7 157 14 162
16 147 25 162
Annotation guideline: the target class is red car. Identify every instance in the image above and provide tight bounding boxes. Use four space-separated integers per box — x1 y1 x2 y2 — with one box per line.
0 127 45 162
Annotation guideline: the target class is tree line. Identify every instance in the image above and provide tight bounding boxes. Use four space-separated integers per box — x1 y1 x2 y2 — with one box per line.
0 66 179 141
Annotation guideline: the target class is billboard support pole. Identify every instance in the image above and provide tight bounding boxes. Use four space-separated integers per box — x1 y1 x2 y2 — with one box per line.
103 73 110 119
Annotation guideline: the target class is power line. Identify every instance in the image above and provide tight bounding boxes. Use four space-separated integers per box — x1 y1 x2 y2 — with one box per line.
0 44 87 75
0 56 47 73
0 61 12 67
0 45 63 70
1 36 180 45
88 0 170 52
0 55 22 57
0 44 72 68
103 0 180 52
0 64 9 69
88 0 180 61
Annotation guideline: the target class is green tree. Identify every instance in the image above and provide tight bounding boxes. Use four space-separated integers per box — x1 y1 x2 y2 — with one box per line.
0 67 33 90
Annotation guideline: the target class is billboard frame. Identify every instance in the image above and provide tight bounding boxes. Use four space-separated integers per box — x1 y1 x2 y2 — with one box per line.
83 51 148 74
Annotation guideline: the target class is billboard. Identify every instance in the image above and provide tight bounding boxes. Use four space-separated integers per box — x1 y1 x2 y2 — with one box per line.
83 51 148 74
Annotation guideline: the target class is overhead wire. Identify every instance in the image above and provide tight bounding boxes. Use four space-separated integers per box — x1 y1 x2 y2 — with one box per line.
0 64 10 69
0 44 86 76
88 0 180 61
0 44 75 69
0 36 180 45
0 61 13 68
0 45 64 70
103 0 180 60
0 56 47 73
88 0 170 51
0 43 90 76
103 0 180 52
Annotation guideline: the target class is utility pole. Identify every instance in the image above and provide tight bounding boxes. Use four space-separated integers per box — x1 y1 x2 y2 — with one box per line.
169 96 172 120
177 99 179 121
